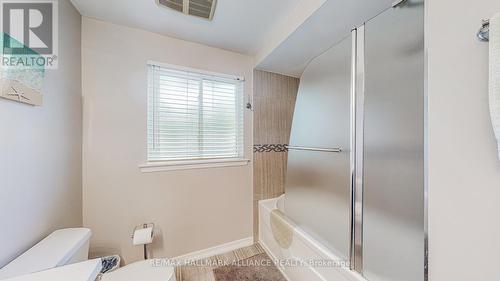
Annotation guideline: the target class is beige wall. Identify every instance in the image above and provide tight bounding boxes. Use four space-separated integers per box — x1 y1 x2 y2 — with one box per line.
0 0 82 267
427 0 500 280
81 18 254 264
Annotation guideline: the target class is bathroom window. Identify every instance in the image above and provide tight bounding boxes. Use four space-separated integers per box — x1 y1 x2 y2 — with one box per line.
145 61 245 166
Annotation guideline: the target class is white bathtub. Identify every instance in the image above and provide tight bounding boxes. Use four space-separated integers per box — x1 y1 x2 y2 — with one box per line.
259 195 366 281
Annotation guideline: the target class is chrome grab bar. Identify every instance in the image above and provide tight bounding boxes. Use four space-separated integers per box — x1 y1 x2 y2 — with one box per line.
287 146 342 153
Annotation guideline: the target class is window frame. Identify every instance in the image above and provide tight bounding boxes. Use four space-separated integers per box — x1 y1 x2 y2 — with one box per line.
140 61 249 172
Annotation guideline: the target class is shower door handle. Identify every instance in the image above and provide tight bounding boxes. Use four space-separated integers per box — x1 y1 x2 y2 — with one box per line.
287 146 342 153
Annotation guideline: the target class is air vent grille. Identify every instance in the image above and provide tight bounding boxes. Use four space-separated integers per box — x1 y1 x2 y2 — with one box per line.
157 0 217 20
158 0 183 12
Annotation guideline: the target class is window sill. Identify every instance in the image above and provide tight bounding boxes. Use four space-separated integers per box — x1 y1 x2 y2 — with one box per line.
139 158 250 173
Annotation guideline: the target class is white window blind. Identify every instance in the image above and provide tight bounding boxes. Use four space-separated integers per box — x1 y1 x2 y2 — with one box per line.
147 62 245 162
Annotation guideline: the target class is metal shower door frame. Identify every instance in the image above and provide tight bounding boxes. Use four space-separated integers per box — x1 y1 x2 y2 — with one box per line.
349 26 365 274
348 3 428 279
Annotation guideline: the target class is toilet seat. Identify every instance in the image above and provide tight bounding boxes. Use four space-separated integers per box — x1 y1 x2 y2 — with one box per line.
100 260 176 281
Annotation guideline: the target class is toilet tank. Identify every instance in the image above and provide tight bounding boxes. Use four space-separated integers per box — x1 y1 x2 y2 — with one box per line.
0 228 91 280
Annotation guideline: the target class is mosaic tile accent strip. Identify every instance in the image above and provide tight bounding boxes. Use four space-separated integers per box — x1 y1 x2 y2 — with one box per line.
253 144 288 153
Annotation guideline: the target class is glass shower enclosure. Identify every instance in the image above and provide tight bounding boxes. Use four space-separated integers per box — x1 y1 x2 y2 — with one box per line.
284 1 425 280
286 33 353 260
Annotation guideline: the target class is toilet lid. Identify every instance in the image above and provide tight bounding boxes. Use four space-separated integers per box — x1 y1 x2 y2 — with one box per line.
101 260 175 281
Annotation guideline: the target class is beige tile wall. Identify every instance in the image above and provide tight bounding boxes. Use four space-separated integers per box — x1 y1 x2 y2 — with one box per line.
253 70 299 238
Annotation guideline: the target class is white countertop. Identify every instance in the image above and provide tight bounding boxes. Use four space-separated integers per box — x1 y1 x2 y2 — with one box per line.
3 259 102 281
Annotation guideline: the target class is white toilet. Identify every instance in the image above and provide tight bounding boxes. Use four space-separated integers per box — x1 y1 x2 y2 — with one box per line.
100 259 176 281
0 228 176 281
0 228 92 280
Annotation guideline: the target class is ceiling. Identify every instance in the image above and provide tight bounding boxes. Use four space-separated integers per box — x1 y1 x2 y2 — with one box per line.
70 0 302 55
256 0 395 77
71 0 403 77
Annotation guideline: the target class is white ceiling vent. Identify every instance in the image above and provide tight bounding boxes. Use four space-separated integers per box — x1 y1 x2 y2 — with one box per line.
157 0 217 20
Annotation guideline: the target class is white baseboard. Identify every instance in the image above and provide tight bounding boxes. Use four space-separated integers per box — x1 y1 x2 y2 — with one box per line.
173 237 254 262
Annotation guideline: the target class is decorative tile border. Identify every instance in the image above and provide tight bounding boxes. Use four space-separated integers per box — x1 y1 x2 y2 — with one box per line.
253 144 288 153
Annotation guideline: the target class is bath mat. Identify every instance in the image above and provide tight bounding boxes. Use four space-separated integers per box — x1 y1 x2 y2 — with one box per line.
176 244 265 281
213 253 286 281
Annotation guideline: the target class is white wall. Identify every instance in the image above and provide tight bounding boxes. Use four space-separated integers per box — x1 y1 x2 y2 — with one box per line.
427 0 500 280
253 0 326 67
0 0 82 267
81 18 254 264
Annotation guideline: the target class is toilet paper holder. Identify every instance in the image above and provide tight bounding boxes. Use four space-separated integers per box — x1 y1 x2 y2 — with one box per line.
131 223 155 260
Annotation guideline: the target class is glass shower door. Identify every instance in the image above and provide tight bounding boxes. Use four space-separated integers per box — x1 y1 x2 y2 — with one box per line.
362 1 425 281
285 34 352 259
